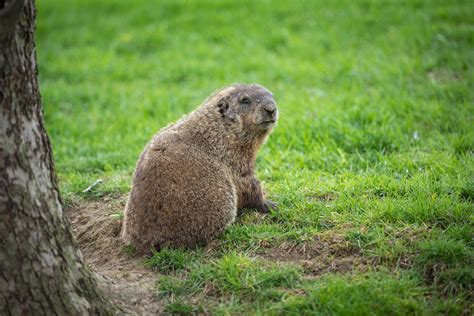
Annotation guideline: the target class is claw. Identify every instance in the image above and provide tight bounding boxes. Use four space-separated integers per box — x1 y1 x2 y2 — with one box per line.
259 200 278 213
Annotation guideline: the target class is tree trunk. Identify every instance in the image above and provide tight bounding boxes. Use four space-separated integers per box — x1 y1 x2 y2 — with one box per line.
0 1 116 314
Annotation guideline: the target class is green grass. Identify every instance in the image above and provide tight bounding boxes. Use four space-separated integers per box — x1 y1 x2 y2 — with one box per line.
271 271 470 316
145 247 203 273
37 0 473 314
157 252 302 298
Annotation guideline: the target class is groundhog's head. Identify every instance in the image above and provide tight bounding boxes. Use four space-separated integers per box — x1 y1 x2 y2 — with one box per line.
214 84 278 134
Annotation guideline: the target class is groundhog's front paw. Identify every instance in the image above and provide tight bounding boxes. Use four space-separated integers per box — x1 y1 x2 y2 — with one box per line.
260 200 278 213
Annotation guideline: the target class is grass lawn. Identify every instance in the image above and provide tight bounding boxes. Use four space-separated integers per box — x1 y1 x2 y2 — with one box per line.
37 0 472 314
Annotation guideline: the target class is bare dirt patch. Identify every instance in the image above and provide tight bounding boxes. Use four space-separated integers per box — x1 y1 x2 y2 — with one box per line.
307 192 337 203
256 224 432 276
428 69 463 84
258 230 372 276
66 194 164 315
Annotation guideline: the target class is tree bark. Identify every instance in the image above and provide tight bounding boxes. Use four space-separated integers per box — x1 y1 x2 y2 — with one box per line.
0 1 116 314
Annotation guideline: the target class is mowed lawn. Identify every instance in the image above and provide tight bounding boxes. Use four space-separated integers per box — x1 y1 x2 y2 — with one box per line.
37 0 472 314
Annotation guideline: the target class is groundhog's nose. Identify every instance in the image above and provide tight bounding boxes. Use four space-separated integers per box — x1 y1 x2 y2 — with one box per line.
263 102 277 116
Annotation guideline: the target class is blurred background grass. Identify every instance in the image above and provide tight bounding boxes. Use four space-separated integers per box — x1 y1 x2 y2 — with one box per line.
37 0 473 199
36 0 473 314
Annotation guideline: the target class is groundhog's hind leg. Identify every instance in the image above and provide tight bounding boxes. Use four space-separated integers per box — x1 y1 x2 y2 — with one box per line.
166 177 237 247
122 144 238 252
148 149 237 249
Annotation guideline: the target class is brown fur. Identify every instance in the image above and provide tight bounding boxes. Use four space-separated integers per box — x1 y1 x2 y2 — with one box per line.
121 84 278 254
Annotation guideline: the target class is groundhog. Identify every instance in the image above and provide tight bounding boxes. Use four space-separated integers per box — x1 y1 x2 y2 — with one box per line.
121 83 278 254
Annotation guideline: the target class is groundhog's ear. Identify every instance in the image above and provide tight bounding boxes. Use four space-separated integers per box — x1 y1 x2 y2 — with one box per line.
217 97 237 122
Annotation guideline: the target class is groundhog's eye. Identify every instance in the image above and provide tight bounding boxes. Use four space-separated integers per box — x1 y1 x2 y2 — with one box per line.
241 97 250 105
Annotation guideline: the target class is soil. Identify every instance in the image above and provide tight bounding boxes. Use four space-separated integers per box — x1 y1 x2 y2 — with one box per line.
257 231 372 276
66 194 164 315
